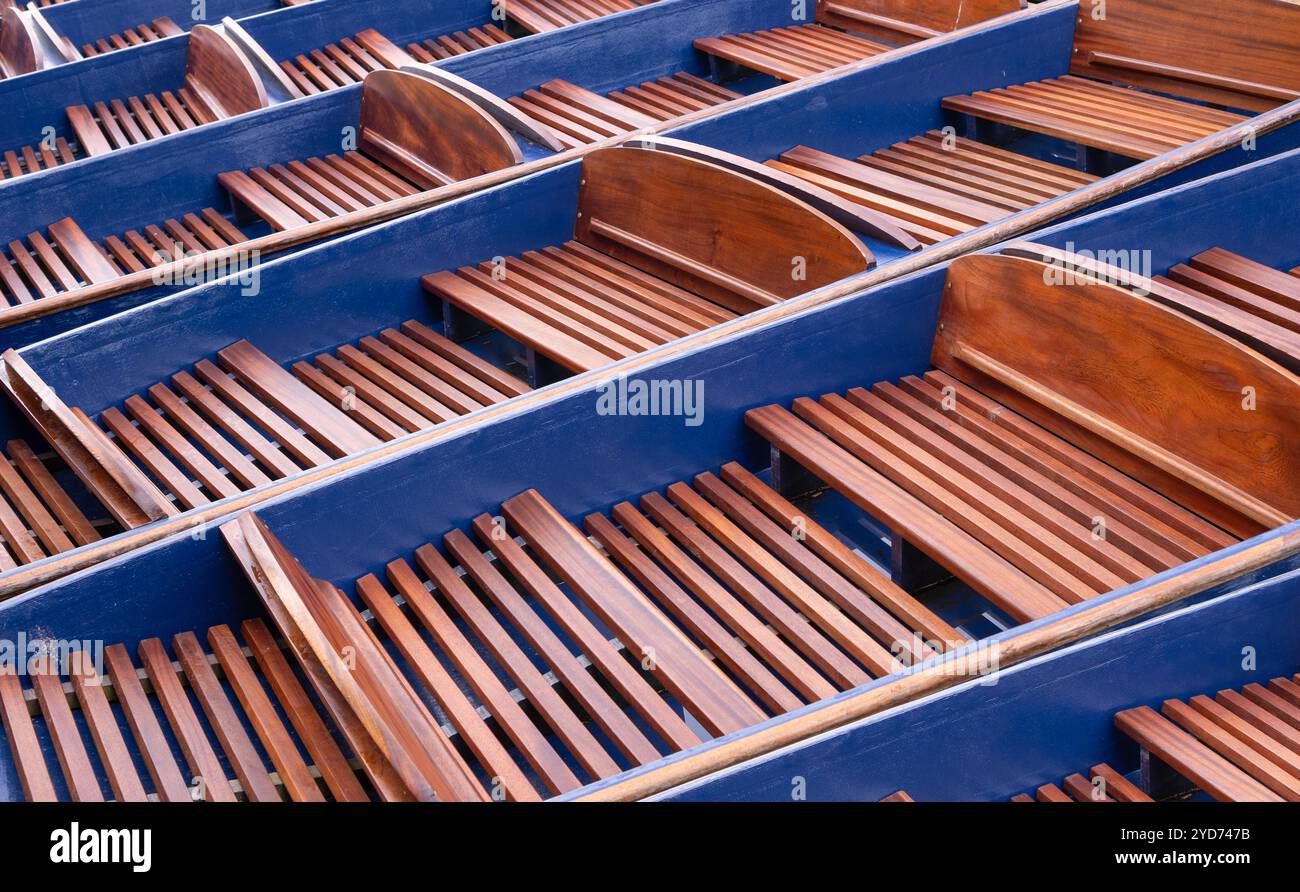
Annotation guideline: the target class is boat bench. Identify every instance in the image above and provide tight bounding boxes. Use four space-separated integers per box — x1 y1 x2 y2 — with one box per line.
768 130 1096 245
0 455 957 800
422 144 874 379
1116 673 1300 801
0 210 248 308
78 16 183 58
0 438 101 571
0 136 76 180
64 25 270 159
507 74 740 149
279 24 514 96
218 70 526 231
942 2 1300 160
505 0 655 35
747 251 1300 623
1010 763 1153 802
0 319 527 521
693 0 1021 82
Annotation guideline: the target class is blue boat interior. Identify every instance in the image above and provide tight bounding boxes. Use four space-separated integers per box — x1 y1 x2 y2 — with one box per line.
0 131 1298 801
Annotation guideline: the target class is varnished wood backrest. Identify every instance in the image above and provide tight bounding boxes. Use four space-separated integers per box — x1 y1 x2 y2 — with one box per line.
575 147 873 314
1071 0 1300 112
358 69 523 191
933 253 1300 539
182 24 269 119
816 0 1023 43
0 5 73 76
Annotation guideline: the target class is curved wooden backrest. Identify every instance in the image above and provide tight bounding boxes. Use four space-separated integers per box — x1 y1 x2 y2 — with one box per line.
218 17 299 103
358 69 523 191
0 5 41 77
398 64 567 153
1071 0 1300 112
817 0 1022 43
933 253 1300 538
575 146 873 314
183 24 270 120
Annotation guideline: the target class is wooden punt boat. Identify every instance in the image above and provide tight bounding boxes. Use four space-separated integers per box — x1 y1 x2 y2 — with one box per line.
0 0 1294 597
0 132 1298 801
0 0 652 80
0 0 1056 348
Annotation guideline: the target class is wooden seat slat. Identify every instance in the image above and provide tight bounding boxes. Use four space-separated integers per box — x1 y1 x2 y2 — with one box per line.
873 381 1185 572
745 404 1067 622
609 499 835 704
0 670 57 801
638 489 870 690
587 510 803 715
796 394 1103 604
124 395 241 501
207 625 324 802
0 440 80 552
98 405 208 509
666 480 904 676
1163 698 1300 800
30 665 101 801
218 340 381 459
292 358 409 441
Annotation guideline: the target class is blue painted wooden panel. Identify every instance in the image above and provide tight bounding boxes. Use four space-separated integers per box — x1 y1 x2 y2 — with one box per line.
651 560 1300 801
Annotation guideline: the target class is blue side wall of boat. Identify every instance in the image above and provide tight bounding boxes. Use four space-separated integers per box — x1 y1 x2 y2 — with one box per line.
38 0 283 48
650 561 1300 801
3 136 1300 800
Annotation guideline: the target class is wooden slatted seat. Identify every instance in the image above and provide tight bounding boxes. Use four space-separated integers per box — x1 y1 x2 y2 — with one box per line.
65 26 269 158
219 70 525 231
942 1 1300 160
1116 673 1300 802
504 0 653 35
1143 246 1300 374
0 621 370 801
942 77 1248 161
694 0 1021 82
0 210 247 308
746 251 1300 625
0 449 967 801
1 324 526 520
506 75 742 149
278 24 515 97
1011 763 1153 802
79 17 183 58
422 145 873 377
768 131 1097 245
0 439 103 569
0 136 77 180
215 463 950 799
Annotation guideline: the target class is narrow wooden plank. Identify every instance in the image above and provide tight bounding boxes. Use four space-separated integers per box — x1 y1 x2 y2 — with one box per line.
0 670 57 801
31 663 103 801
102 644 192 802
218 341 381 458
412 543 619 781
448 524 663 766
